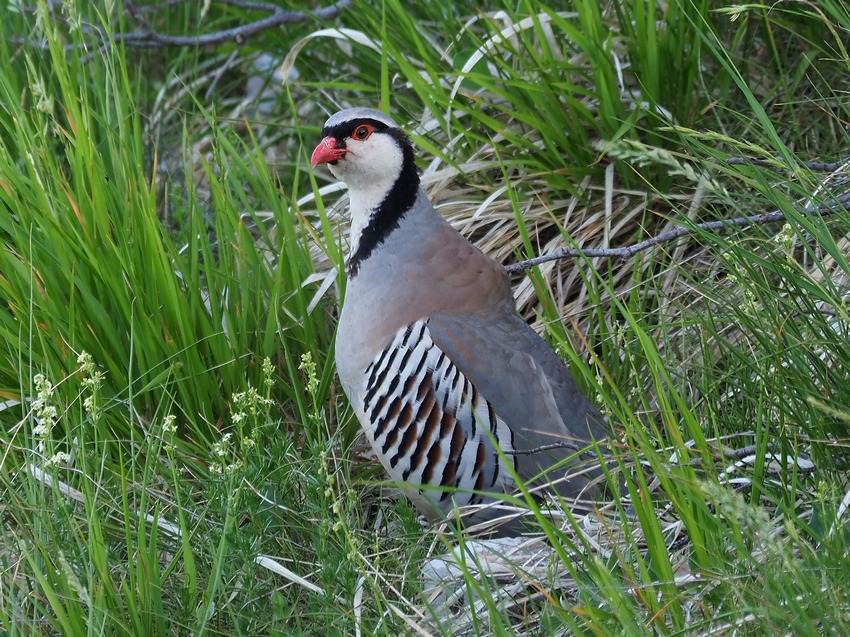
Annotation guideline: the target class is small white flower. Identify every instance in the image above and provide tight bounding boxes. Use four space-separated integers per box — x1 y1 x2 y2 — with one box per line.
262 357 274 386
299 352 319 397
76 351 93 372
47 451 70 466
212 432 233 458
83 371 104 388
162 415 177 434
34 373 53 401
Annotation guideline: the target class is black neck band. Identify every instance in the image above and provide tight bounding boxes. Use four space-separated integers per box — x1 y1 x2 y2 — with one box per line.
347 128 419 277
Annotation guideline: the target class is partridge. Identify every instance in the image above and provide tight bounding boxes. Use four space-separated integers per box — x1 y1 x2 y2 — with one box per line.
311 107 609 526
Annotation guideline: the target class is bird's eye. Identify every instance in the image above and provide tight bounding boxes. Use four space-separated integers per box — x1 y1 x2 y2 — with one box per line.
353 125 372 140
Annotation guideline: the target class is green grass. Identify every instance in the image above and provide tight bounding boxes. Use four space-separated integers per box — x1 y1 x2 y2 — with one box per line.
1 0 849 635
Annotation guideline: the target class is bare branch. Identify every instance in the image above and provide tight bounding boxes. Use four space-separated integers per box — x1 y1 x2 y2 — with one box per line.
505 192 850 273
11 0 352 53
120 0 351 47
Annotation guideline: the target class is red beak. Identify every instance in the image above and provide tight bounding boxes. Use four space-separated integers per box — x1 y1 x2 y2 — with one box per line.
310 136 348 168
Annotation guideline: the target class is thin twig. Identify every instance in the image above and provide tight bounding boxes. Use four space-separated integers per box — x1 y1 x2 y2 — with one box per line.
722 443 779 460
205 45 243 99
505 441 583 455
505 192 850 273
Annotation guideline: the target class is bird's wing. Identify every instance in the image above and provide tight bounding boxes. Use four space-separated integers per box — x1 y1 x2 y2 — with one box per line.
425 310 609 496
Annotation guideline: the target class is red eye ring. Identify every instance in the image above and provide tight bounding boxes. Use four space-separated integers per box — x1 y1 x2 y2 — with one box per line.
352 125 372 141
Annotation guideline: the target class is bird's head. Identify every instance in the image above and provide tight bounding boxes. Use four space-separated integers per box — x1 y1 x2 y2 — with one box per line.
311 107 421 273
310 107 413 193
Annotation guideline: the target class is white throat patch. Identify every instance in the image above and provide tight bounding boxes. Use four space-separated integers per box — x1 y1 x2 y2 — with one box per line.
328 132 404 258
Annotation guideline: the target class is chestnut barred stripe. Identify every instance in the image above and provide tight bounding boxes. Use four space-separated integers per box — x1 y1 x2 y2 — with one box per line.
362 319 518 511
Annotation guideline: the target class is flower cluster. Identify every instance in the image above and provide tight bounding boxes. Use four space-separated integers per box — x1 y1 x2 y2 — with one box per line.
230 387 271 425
31 373 58 452
209 432 243 476
262 357 275 390
774 223 796 256
77 351 104 415
162 414 177 435
47 451 71 467
299 352 319 399
160 414 178 454
208 358 276 477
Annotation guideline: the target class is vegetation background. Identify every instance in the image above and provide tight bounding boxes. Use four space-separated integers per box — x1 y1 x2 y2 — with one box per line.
0 0 848 635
